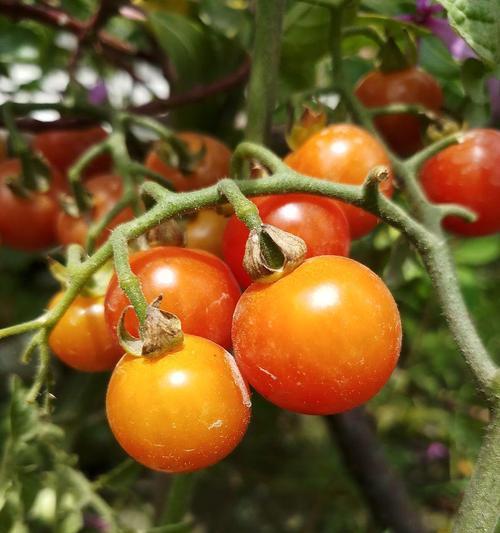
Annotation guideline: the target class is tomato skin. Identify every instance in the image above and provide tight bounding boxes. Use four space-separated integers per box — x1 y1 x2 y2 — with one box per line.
145 132 231 191
33 127 111 179
185 209 229 258
106 334 251 473
284 125 393 239
105 247 240 350
232 256 401 415
56 174 133 247
420 129 500 236
355 67 443 156
0 159 62 250
222 194 351 288
48 293 123 372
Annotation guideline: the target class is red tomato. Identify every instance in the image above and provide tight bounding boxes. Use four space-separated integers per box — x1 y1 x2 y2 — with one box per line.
48 293 123 372
56 174 133 247
33 127 111 179
0 159 62 251
106 334 251 472
284 125 394 239
420 129 500 236
222 194 351 288
185 209 229 258
104 247 240 350
232 255 401 415
355 67 443 156
145 132 231 191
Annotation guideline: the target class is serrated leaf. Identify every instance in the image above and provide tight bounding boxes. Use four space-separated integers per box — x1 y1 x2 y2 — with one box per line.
436 0 500 67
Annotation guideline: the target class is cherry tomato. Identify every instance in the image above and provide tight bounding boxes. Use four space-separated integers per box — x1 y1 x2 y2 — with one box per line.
48 293 123 372
56 174 133 247
145 132 231 191
355 67 443 156
105 247 240 350
232 255 401 415
222 194 351 288
284 125 394 239
33 127 111 179
420 129 500 236
185 209 229 258
106 334 251 472
0 159 62 251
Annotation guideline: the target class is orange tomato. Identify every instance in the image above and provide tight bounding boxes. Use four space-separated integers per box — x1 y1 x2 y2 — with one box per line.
106 334 251 472
185 209 229 258
232 256 401 415
284 124 394 239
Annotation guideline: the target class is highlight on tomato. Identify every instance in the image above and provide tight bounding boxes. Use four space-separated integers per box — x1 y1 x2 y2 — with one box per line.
106 334 251 473
0 159 63 251
222 193 351 288
232 255 402 415
420 128 500 237
104 246 241 350
48 293 123 372
145 132 231 191
355 66 443 156
284 124 394 239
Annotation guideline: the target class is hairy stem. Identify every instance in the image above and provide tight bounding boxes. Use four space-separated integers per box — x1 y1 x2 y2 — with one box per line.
218 179 262 230
162 474 197 525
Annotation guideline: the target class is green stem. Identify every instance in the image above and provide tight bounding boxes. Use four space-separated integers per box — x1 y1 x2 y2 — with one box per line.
342 26 385 47
162 474 197 525
330 7 344 85
244 0 286 144
218 178 262 230
453 403 500 532
0 317 47 340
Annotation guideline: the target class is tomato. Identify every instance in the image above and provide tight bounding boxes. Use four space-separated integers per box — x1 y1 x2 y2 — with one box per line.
222 194 351 288
232 256 401 415
105 247 240 349
145 132 231 191
420 129 500 236
33 127 111 179
106 334 251 472
56 174 133 247
284 125 394 239
355 67 443 156
48 293 123 372
185 209 229 258
0 159 62 251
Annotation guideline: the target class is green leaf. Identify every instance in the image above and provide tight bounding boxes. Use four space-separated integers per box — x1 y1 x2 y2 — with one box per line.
453 235 500 266
419 35 460 78
461 58 490 103
436 0 500 67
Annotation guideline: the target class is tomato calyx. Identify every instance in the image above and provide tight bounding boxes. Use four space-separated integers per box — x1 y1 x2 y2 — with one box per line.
286 105 328 151
244 224 307 284
5 156 53 197
154 137 206 176
117 295 184 357
378 35 416 73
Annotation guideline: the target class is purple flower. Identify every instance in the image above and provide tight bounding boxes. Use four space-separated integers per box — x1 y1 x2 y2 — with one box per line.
88 82 108 105
426 442 449 461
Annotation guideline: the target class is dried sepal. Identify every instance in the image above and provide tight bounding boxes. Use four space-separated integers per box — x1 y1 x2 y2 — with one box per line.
243 224 307 284
117 296 184 357
147 218 185 247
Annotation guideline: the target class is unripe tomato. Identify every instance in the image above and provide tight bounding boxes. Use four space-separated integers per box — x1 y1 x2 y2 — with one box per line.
185 209 229 258
355 67 443 156
0 159 62 251
106 334 251 472
145 132 231 191
33 127 111 179
284 125 394 239
420 129 500 236
56 174 133 247
232 256 401 415
105 247 240 350
48 293 123 372
222 194 351 288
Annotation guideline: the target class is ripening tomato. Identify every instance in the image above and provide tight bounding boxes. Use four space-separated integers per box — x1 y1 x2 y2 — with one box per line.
56 174 133 247
222 194 351 288
105 247 240 349
420 129 500 236
185 209 229 258
145 132 231 191
284 125 394 239
106 334 251 472
33 127 111 179
48 293 123 372
232 256 401 415
355 67 443 156
0 159 62 250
